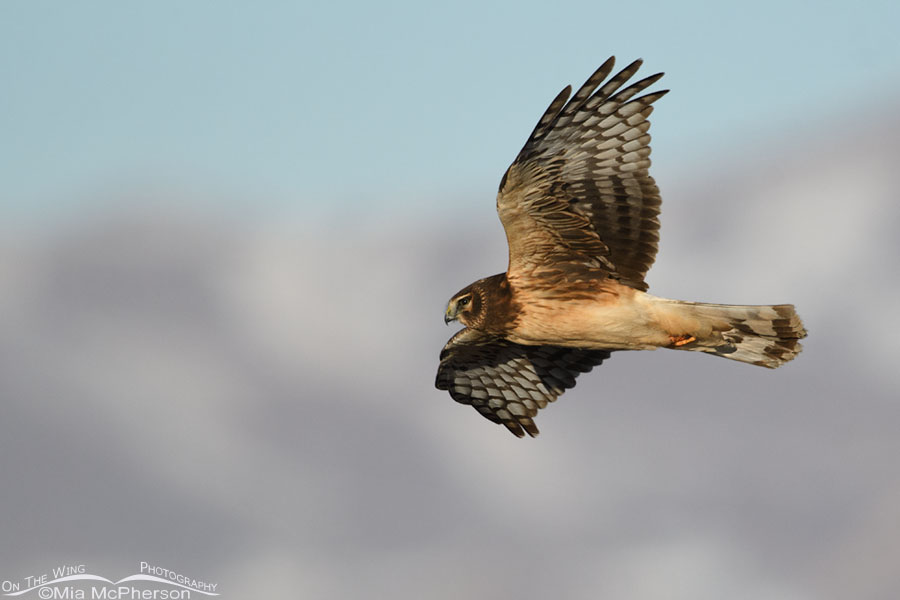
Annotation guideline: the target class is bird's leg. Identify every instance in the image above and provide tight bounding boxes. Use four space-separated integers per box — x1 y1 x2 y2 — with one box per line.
669 334 696 347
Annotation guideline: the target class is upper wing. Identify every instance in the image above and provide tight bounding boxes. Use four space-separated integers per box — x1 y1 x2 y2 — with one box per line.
435 328 612 438
497 57 667 291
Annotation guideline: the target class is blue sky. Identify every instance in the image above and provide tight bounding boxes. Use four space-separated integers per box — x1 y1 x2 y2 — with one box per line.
2 0 899 223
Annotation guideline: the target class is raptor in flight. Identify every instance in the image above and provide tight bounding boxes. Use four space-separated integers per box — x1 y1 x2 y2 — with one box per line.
435 57 807 438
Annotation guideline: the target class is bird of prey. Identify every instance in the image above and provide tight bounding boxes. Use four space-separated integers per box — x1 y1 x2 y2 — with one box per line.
435 57 807 438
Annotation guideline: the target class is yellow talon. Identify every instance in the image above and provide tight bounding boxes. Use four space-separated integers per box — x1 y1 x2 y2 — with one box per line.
670 334 696 347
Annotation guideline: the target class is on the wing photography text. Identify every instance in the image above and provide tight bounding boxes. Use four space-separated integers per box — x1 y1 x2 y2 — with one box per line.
1 562 218 599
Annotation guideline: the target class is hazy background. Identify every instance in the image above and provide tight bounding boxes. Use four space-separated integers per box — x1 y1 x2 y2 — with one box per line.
2 1 899 598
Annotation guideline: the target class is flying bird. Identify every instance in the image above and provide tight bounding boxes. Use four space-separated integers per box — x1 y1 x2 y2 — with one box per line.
435 57 807 438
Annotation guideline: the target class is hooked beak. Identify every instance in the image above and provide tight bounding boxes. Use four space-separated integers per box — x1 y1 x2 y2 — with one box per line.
444 304 458 325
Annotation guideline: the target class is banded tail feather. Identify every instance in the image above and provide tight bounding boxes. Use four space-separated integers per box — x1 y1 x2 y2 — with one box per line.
669 301 807 368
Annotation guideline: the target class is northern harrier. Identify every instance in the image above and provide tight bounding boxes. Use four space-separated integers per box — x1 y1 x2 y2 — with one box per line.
435 57 807 438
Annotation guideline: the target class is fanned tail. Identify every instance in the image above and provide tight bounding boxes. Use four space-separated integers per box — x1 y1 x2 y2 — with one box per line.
669 301 807 368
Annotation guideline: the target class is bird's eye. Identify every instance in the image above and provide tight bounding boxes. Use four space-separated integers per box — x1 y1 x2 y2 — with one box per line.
458 297 470 308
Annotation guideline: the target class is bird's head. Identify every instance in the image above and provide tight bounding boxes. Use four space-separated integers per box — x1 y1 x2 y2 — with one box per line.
444 283 484 328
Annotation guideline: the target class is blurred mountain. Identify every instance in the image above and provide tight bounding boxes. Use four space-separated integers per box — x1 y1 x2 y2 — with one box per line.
1 110 898 599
